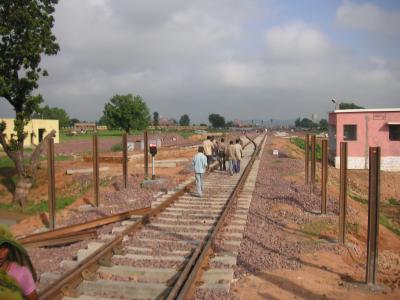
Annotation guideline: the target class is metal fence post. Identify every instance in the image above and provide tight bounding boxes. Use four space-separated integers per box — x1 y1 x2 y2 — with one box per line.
339 142 347 244
123 133 128 189
144 130 149 179
311 135 316 192
93 134 99 207
305 134 309 185
366 147 380 285
321 139 328 214
47 138 56 230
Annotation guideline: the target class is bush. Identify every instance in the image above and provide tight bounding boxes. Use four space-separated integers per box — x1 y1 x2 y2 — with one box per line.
111 143 123 152
291 137 322 160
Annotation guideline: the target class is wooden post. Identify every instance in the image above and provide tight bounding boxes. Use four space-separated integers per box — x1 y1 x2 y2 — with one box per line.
311 135 316 192
123 133 128 189
366 147 380 285
339 142 347 244
144 130 149 179
321 139 328 214
47 138 56 230
93 135 99 207
305 134 309 185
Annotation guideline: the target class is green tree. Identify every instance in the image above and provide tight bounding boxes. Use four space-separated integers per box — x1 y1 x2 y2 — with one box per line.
295 117 301 127
339 102 364 109
208 113 225 128
102 94 150 132
319 119 328 130
0 0 59 206
33 105 70 128
153 111 159 127
226 121 234 128
179 114 190 126
69 118 80 127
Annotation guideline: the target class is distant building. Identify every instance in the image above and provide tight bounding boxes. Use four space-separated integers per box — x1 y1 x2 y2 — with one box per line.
328 108 400 171
74 122 96 132
157 117 176 126
0 118 59 147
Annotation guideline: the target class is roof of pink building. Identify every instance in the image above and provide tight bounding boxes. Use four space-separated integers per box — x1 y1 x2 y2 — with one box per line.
333 108 400 113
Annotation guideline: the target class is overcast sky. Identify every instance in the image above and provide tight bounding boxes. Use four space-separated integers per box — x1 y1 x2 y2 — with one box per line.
1 0 399 123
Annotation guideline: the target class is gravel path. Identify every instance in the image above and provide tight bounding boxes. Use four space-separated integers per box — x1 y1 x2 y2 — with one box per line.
235 138 341 278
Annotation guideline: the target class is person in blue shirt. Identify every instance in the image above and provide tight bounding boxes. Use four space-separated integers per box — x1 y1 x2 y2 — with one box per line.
192 146 208 197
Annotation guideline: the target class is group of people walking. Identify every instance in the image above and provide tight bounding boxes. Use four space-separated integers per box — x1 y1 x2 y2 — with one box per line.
192 135 243 197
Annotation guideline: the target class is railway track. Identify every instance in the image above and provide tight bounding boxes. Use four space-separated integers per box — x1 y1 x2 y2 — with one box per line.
38 134 265 300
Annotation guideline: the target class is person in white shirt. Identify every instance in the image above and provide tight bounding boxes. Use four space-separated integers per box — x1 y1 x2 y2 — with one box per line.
234 139 243 173
202 136 213 167
192 146 208 197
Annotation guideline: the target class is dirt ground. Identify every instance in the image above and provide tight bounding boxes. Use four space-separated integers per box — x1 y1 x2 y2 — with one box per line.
231 135 400 300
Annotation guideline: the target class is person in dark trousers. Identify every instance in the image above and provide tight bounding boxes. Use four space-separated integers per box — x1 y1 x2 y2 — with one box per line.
0 225 38 300
202 136 213 167
192 146 208 197
217 138 227 171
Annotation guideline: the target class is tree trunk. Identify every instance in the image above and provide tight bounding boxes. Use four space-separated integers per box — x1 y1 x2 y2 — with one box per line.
13 176 33 207
0 129 56 207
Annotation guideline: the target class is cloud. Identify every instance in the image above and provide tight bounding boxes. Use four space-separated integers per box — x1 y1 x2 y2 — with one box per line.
336 2 400 36
1 1 399 123
265 22 332 61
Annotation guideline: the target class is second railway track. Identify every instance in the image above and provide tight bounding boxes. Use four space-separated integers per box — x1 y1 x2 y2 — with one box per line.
38 134 266 300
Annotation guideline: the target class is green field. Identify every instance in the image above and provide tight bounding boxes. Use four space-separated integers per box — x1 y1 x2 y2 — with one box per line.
59 129 126 141
60 129 201 142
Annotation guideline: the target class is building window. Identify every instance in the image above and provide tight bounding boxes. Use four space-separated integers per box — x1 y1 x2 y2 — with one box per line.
389 125 400 141
343 125 357 141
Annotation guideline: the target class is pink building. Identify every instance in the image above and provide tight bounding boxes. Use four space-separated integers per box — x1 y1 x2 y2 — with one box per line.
328 108 400 171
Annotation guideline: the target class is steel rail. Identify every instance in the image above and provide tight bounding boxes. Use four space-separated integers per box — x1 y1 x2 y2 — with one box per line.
169 134 264 300
38 133 260 300
23 230 97 248
18 207 151 245
38 186 191 299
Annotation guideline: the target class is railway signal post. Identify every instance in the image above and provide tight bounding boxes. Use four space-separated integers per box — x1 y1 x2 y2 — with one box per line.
149 143 157 180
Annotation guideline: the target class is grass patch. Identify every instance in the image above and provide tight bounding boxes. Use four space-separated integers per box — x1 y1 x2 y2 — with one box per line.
290 137 322 160
348 192 400 237
0 156 14 168
301 220 331 237
178 131 196 139
55 155 74 161
0 180 91 215
110 143 123 152
347 222 360 234
272 159 282 164
388 198 400 206
60 129 129 142
348 191 368 204
379 214 400 236
0 195 75 215
100 177 114 187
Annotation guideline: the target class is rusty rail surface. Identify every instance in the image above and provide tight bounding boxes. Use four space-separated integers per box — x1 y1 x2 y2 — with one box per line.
23 230 97 248
18 207 150 246
169 134 265 300
38 133 262 300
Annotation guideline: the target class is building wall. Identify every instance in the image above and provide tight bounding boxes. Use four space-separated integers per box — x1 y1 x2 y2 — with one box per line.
329 110 400 170
0 118 59 147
